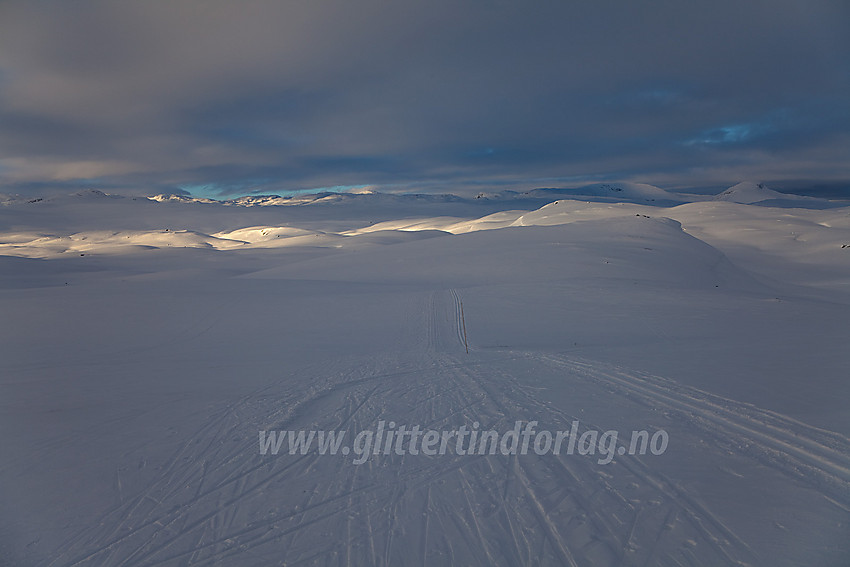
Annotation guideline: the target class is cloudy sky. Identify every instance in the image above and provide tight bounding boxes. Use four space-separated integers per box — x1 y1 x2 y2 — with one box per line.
1 0 848 197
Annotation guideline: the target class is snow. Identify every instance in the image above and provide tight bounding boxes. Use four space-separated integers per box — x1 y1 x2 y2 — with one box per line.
1 185 849 566
714 182 795 204
713 182 837 209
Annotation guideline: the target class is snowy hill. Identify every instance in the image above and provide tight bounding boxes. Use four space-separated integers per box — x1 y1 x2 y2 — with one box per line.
714 181 836 208
520 182 694 204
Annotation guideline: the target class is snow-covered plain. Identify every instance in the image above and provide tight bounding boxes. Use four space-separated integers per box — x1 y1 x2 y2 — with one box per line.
1 183 849 566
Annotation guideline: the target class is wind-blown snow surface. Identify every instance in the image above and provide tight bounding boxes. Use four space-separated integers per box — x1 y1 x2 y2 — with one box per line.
1 186 849 566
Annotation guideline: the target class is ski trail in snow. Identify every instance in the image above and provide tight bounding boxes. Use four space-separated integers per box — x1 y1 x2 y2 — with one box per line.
445 355 759 566
44 288 848 566
538 354 850 508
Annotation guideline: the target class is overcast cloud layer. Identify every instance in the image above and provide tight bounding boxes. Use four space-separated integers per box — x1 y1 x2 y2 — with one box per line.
1 0 848 197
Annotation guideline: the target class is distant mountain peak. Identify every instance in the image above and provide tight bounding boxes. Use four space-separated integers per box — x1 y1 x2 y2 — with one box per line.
715 182 802 204
72 189 123 199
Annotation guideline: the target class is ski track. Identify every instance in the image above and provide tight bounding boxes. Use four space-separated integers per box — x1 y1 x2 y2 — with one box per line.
536 354 850 509
43 288 850 566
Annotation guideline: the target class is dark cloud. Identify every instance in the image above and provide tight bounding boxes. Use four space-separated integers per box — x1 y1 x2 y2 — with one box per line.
0 0 848 196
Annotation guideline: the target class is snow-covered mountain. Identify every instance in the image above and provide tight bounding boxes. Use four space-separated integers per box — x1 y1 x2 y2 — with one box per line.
11 181 842 214
714 181 835 208
520 182 696 204
146 182 693 208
